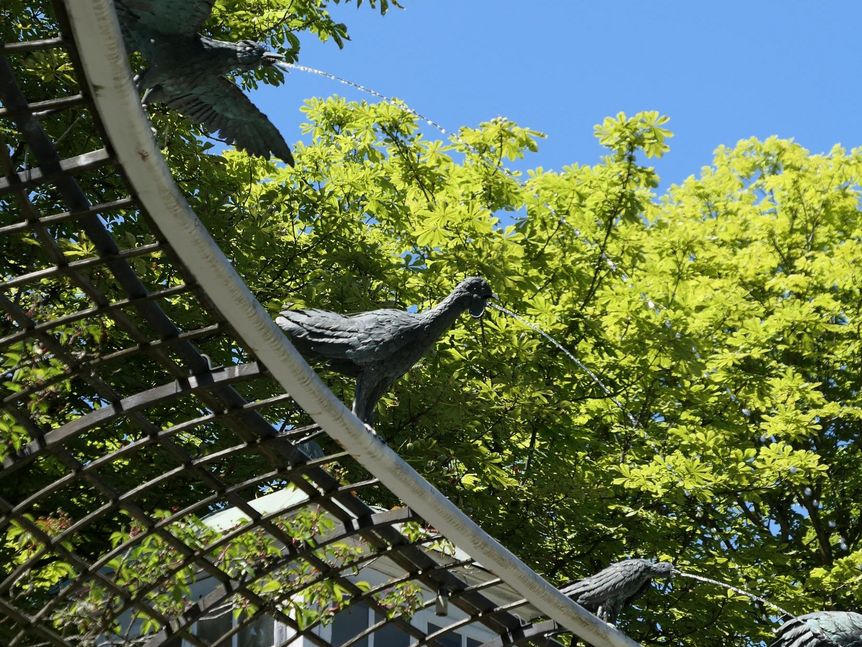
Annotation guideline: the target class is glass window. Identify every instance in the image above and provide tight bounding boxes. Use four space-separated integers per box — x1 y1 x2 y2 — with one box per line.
427 623 462 647
331 602 370 647
197 609 233 645
238 614 275 647
372 613 410 647
466 638 482 647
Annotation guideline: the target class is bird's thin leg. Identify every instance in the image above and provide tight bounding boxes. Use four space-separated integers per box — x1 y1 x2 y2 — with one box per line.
367 378 396 429
352 372 376 425
353 372 394 429
604 603 619 626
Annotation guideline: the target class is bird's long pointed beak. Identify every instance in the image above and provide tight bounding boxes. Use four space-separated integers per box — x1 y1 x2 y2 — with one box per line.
263 51 285 63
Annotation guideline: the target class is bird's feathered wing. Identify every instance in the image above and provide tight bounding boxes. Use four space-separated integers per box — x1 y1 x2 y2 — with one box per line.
276 308 426 365
773 611 862 647
560 560 653 609
114 0 215 42
156 77 294 164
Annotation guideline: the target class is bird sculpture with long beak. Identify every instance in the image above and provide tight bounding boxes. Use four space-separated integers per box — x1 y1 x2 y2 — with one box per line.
114 0 294 164
276 277 496 423
560 558 674 623
772 611 862 647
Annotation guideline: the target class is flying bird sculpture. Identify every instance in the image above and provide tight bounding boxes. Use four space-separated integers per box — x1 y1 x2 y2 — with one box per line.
114 0 294 164
560 558 674 623
772 611 862 647
276 277 496 423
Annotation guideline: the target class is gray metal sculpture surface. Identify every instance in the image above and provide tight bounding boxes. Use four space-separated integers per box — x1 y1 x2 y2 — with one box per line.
114 0 294 164
560 559 674 623
772 611 862 647
276 277 496 423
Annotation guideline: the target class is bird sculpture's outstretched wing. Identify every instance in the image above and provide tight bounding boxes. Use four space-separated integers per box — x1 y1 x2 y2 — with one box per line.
276 308 424 365
158 77 294 165
561 560 654 611
773 611 862 647
114 0 215 40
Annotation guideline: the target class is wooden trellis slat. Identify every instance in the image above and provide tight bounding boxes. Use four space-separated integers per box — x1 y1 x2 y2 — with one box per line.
0 197 136 235
0 148 113 194
0 37 65 54
0 93 86 118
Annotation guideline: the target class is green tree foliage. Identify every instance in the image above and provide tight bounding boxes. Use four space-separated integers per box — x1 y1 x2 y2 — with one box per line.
3 1 862 645
188 111 862 646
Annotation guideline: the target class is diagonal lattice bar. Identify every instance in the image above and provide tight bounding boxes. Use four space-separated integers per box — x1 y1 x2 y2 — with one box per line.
0 1 642 646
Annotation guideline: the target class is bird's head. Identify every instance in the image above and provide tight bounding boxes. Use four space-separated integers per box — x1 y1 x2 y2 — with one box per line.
650 561 675 578
236 40 274 66
456 276 497 318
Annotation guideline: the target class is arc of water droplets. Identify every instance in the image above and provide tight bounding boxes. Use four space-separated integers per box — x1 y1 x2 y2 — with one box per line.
675 571 794 619
276 62 450 137
489 303 640 428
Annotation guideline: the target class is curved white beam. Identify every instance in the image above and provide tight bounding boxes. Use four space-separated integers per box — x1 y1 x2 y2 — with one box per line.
60 3 641 646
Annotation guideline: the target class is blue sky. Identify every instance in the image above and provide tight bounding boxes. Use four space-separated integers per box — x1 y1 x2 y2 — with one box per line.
254 1 861 189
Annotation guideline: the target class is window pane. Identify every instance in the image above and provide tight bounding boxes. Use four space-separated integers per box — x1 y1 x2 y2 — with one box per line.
331 602 370 647
196 608 232 645
427 623 461 647
238 614 275 647
372 613 410 647
466 639 481 647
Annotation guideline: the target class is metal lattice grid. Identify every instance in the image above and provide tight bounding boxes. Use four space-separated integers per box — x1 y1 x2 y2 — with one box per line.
0 2 640 646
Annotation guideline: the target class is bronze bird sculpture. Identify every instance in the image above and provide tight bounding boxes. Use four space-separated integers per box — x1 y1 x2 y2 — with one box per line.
772 611 862 647
275 277 496 423
560 559 674 623
114 0 294 164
